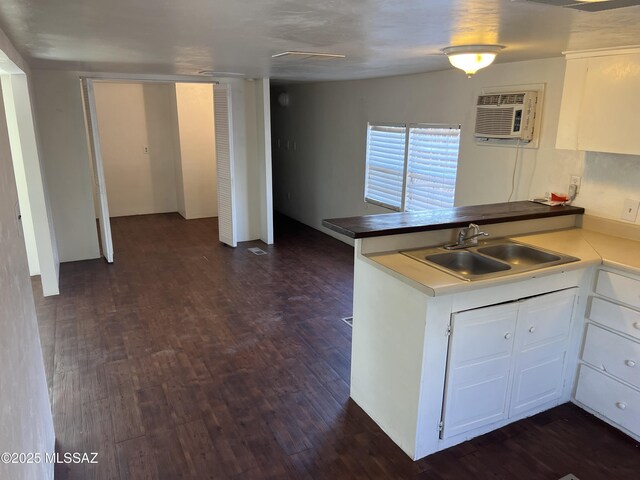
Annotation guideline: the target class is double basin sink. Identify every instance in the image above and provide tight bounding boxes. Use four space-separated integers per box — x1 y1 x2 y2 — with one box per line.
401 239 579 281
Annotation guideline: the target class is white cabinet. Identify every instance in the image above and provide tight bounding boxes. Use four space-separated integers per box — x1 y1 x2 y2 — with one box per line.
441 303 518 438
575 365 640 438
441 288 577 439
510 291 576 416
575 267 640 440
556 49 640 155
351 247 588 460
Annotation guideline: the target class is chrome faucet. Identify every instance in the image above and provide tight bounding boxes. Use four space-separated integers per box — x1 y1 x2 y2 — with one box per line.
444 223 489 250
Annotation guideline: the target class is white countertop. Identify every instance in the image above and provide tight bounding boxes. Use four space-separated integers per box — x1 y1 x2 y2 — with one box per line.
365 227 640 297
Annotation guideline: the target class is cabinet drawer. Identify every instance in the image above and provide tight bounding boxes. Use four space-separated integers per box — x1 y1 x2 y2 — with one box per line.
575 365 640 438
595 270 640 310
582 324 640 389
589 297 640 341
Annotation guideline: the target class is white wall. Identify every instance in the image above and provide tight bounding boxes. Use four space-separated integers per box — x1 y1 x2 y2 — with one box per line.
93 82 179 217
567 151 640 225
1 74 61 296
2 75 39 274
168 86 186 217
226 78 263 242
0 79 55 480
271 57 640 238
256 79 274 244
32 70 100 263
32 71 272 259
0 34 60 295
174 82 217 219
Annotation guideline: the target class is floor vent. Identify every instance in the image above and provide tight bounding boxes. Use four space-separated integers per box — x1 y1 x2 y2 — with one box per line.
342 316 353 327
248 247 267 255
559 475 580 480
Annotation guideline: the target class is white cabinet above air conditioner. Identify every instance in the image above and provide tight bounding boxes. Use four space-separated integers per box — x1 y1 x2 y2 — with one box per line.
474 91 539 142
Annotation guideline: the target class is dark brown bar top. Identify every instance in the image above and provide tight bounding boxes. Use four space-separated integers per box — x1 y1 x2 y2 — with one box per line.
322 201 585 239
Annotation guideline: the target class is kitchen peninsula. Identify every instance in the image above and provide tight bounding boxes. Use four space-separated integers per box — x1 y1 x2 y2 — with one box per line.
323 201 634 461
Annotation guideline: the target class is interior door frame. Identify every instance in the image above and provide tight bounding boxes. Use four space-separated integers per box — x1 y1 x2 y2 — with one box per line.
213 82 238 247
80 75 222 261
81 77 114 263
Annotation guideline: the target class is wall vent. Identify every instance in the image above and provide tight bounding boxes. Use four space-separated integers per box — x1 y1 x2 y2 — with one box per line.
271 51 346 60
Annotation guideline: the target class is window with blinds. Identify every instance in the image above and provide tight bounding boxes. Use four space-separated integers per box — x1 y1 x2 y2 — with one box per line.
364 124 407 210
364 123 460 212
405 126 460 211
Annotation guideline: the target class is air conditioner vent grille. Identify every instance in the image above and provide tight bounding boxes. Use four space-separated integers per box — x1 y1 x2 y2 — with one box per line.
475 107 515 136
477 93 526 106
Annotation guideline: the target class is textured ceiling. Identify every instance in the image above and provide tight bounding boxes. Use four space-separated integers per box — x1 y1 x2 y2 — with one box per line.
0 0 639 81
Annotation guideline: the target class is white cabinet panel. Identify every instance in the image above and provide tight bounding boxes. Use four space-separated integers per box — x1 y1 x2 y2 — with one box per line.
583 324 640 389
441 303 518 439
589 297 640 342
442 288 577 438
576 267 640 442
595 270 640 310
557 51 640 155
556 58 587 151
578 54 640 156
576 365 640 438
510 289 576 416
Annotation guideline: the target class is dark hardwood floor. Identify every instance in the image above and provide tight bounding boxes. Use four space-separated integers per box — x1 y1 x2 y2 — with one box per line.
33 213 639 479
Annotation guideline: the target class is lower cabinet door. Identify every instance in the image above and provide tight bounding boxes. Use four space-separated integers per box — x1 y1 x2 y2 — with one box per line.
441 302 519 439
509 288 577 416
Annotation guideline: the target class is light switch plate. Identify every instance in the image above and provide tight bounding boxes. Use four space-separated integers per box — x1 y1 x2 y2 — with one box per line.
621 198 640 222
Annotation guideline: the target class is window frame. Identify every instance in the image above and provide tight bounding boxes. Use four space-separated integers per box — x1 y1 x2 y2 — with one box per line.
363 122 409 211
364 122 461 212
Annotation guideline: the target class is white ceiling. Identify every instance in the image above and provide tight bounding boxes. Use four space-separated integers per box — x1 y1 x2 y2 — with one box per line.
0 0 639 81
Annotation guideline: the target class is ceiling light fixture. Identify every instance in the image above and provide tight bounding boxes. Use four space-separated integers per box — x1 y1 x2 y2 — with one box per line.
442 45 505 77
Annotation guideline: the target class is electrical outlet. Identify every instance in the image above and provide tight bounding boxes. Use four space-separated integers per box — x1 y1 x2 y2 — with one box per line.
621 198 640 222
143 146 149 154
570 175 581 192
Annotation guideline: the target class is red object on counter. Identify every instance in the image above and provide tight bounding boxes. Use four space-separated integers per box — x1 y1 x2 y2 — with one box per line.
551 193 569 202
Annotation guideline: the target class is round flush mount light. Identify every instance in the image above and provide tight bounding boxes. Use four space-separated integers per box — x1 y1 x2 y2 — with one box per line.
442 45 505 77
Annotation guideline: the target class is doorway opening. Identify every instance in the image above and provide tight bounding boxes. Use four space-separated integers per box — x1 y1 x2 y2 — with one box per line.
81 79 239 261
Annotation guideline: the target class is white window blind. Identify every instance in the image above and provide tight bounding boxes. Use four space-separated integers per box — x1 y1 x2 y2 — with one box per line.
364 123 460 212
405 126 460 211
364 124 407 210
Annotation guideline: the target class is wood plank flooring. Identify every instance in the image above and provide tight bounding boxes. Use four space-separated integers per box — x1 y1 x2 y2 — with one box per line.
33 213 639 479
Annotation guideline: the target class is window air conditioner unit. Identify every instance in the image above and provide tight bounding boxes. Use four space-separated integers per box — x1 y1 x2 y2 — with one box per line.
474 91 538 142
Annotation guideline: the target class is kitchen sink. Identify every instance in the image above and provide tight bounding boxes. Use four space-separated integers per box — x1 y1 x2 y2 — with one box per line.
424 251 511 278
401 239 579 281
477 243 560 266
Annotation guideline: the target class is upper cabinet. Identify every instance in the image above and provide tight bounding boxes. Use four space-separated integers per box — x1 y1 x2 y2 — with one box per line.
556 48 640 155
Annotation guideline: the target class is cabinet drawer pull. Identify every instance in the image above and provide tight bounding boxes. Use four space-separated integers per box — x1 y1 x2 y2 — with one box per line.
626 360 637 368
528 326 535 333
504 332 512 340
634 322 640 330
616 402 627 410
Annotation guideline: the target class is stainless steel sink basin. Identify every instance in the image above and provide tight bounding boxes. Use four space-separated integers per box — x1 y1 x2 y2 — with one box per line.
424 251 511 278
401 239 579 281
477 243 560 266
